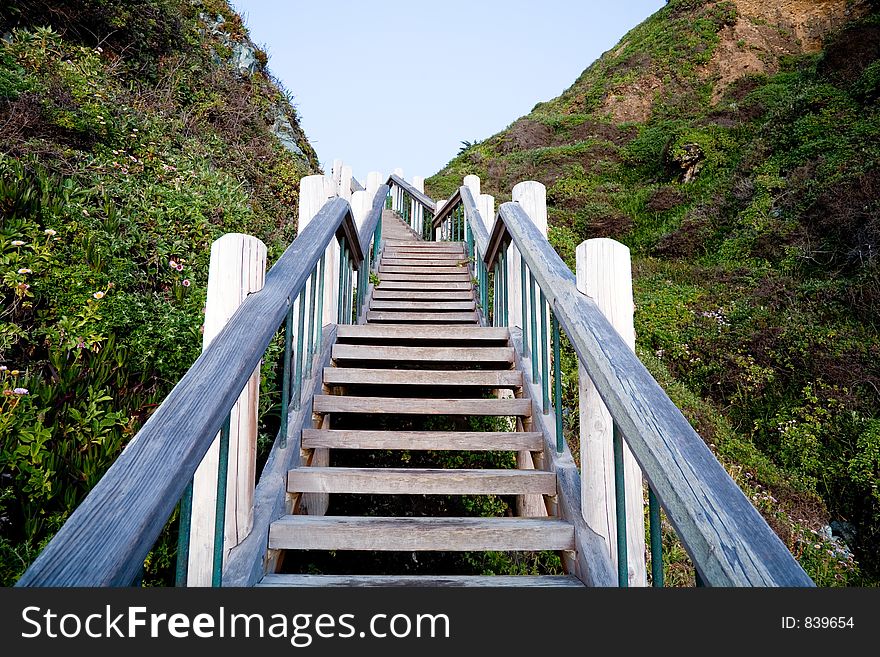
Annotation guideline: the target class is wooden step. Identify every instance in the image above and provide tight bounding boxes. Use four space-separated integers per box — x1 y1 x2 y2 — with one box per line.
369 300 476 311
302 429 543 451
336 325 509 342
322 368 522 387
258 574 584 587
313 395 531 416
374 281 472 291
332 344 513 363
381 257 467 265
385 244 464 251
372 289 474 301
287 467 556 495
379 273 472 282
380 266 468 275
367 311 477 323
268 516 575 551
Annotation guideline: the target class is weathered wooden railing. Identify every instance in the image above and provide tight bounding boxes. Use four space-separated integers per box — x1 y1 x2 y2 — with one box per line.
434 175 814 587
387 172 436 240
16 175 388 586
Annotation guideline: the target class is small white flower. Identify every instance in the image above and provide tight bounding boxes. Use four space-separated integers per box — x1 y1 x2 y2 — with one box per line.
44 229 57 236
11 240 25 246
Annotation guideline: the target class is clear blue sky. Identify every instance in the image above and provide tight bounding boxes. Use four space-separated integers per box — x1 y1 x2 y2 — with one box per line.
230 0 665 185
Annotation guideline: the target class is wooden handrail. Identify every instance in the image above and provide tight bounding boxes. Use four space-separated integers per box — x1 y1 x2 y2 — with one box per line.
431 187 461 229
459 186 489 258
386 174 436 211
358 184 389 257
17 198 363 586
484 202 814 587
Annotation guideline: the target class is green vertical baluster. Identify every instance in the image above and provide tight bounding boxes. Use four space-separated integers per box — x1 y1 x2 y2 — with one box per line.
212 413 231 587
529 272 538 384
279 302 294 448
292 288 306 411
649 487 664 587
493 263 499 327
500 249 508 327
695 571 705 587
540 289 549 414
337 241 347 324
316 254 325 352
482 261 489 323
305 270 317 379
174 481 193 586
521 253 529 357
552 312 563 453
373 222 381 266
613 421 628 587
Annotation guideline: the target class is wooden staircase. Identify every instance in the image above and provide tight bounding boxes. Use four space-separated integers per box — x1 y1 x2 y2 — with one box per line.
259 216 582 587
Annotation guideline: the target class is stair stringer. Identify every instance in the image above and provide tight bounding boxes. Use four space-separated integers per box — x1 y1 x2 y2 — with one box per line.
508 327 617 587
222 324 338 587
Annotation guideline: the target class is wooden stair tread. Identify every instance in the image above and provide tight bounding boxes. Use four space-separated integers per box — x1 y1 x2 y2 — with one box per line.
287 467 556 495
268 516 575 551
322 368 522 387
381 257 467 264
301 429 543 451
372 290 474 301
257 574 583 587
332 344 513 362
370 300 476 311
367 311 477 323
373 281 472 291
313 395 531 416
336 325 508 341
380 266 469 274
378 273 472 281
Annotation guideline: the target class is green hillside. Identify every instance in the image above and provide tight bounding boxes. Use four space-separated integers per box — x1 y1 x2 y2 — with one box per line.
427 0 880 585
0 0 318 584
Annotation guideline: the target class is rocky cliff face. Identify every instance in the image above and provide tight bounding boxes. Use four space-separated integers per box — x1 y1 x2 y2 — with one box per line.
428 0 880 585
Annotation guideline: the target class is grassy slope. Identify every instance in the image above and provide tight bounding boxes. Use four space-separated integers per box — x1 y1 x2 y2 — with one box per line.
428 0 880 585
0 0 319 584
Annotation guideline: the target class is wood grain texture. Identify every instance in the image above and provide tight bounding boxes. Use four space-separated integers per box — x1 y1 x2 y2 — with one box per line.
336 325 508 341
322 368 522 387
222 326 337 586
16 199 361 586
486 204 813 586
378 273 472 281
386 174 436 211
189 233 266 586
372 290 474 301
379 265 468 274
313 395 532 417
369 300 476 311
577 238 647 587
257 574 583 587
269 516 575 551
373 281 472 291
287 467 557 495
356 184 390 257
508 327 616 587
301 429 543 451
331 344 513 362
366 311 477 323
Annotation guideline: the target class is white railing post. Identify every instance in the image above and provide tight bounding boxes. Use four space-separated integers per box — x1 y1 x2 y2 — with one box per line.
412 175 425 237
508 180 547 518
511 181 547 333
478 193 495 235
305 175 338 327
366 171 382 200
188 233 267 586
577 238 647 587
434 199 446 240
392 168 403 212
339 164 353 201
